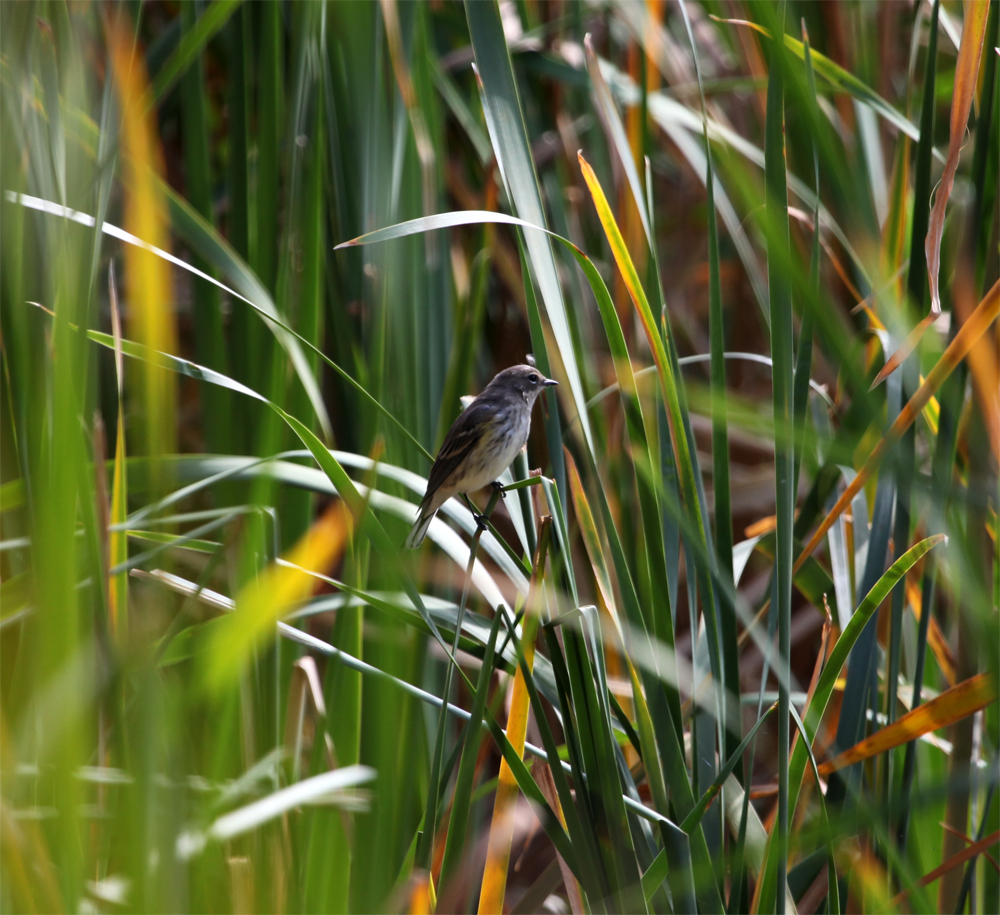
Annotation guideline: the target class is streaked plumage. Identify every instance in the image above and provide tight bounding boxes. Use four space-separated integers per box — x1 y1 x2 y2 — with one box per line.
405 364 557 548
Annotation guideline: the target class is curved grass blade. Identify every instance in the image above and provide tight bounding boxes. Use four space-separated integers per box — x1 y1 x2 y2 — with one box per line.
83 328 458 664
8 190 333 443
577 153 727 744
203 501 353 691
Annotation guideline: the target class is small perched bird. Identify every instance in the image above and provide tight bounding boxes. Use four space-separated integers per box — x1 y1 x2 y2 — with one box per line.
405 364 558 548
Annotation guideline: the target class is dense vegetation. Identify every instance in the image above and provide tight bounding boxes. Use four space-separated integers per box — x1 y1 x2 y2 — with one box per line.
1 1 997 912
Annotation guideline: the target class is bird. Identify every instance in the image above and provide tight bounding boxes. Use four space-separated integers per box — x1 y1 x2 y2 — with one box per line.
404 364 558 548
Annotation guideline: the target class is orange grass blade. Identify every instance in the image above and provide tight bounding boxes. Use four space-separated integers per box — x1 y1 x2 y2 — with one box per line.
890 830 1000 907
925 0 991 315
875 0 991 386
818 673 996 776
795 279 1000 573
478 518 552 915
906 578 957 686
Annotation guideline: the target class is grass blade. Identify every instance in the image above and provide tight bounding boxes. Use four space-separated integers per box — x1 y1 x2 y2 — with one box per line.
762 7 794 906
149 0 243 104
464 0 594 457
820 672 996 777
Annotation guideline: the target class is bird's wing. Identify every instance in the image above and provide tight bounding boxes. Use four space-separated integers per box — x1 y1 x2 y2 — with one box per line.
422 400 493 503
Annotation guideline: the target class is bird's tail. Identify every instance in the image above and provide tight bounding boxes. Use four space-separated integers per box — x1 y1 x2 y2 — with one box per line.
404 509 435 549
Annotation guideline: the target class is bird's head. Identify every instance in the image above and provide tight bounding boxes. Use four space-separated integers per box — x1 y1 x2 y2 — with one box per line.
486 364 558 405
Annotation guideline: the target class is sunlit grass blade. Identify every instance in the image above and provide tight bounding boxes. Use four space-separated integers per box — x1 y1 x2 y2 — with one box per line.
818 672 996 776
108 13 177 474
203 501 352 691
577 152 726 756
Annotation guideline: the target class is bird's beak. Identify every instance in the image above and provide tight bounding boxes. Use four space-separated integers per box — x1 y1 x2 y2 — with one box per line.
544 378 559 387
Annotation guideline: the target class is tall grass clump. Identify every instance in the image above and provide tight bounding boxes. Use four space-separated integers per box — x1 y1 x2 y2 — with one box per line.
1 1 997 913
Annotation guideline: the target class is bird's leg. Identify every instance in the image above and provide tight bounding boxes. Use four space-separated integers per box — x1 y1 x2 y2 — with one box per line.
490 480 506 499
473 512 490 533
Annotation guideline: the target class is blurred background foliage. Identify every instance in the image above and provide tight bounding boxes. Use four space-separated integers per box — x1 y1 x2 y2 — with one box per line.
0 0 998 912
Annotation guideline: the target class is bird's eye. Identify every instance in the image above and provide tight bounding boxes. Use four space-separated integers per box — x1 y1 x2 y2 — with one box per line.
529 373 539 384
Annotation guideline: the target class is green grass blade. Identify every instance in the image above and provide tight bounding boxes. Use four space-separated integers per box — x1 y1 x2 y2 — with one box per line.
762 8 795 908
180 0 231 458
149 0 243 104
464 0 594 458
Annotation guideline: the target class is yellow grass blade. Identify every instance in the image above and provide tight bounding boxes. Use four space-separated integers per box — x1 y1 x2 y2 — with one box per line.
205 501 353 691
106 13 177 474
818 672 996 776
478 518 552 915
795 279 1000 572
107 265 128 646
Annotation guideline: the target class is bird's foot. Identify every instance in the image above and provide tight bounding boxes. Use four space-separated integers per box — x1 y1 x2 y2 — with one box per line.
491 480 506 499
473 512 490 533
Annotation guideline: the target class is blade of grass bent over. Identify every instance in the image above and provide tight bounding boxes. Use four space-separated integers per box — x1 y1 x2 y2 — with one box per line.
9 189 333 443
